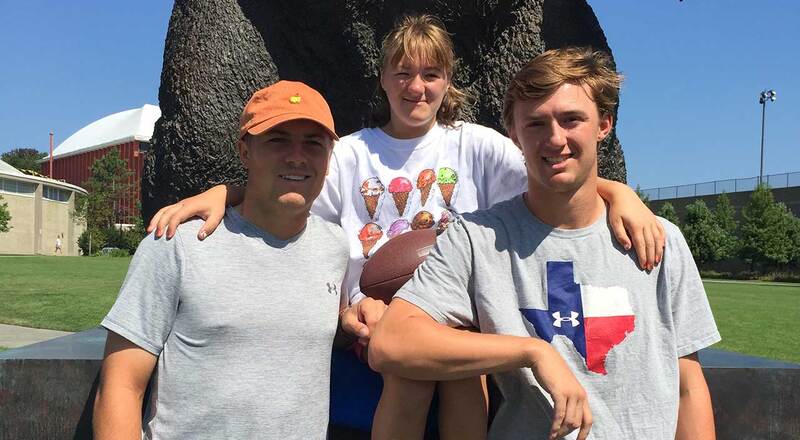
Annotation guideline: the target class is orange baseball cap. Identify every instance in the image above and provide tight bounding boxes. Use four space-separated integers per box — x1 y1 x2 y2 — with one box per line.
239 80 338 141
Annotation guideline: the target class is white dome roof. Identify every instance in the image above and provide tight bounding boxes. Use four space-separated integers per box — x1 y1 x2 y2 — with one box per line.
49 104 161 160
0 158 87 194
0 159 25 177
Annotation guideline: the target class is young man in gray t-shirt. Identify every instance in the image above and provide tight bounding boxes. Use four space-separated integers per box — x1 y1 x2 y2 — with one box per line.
370 48 719 440
93 81 371 439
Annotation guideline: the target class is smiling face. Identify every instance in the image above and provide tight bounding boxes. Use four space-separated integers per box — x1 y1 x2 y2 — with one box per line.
508 82 612 194
238 119 333 214
380 56 449 138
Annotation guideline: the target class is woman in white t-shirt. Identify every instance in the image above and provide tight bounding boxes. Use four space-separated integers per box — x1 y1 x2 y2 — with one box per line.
148 14 664 440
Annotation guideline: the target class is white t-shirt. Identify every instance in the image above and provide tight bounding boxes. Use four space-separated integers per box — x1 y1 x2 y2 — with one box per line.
312 122 527 304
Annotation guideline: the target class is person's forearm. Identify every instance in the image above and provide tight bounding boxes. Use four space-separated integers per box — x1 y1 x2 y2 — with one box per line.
676 355 715 440
93 386 145 440
596 177 626 203
369 301 547 380
675 387 715 440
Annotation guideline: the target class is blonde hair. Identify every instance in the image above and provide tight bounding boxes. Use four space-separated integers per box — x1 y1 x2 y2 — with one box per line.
503 47 621 131
370 14 468 127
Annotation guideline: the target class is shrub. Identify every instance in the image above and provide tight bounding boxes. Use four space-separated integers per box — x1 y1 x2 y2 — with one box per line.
108 248 130 258
740 185 800 270
0 195 11 233
104 226 145 254
682 200 730 265
655 202 679 225
78 228 107 256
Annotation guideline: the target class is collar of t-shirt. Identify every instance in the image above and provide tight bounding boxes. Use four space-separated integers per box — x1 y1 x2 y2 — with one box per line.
514 195 609 239
366 123 448 152
225 206 309 250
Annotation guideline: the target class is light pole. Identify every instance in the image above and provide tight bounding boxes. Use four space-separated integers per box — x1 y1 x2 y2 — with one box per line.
758 89 777 185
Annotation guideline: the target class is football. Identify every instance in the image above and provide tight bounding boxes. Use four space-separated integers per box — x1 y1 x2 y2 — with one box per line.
360 228 437 304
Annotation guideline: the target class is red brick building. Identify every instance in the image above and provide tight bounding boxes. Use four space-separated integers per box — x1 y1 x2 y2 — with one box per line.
41 104 161 224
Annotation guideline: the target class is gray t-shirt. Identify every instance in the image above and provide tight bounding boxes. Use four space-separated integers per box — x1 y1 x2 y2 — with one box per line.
396 195 720 440
102 208 348 439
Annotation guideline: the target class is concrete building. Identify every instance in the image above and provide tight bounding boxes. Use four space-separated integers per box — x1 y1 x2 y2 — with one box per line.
40 104 161 224
0 159 87 256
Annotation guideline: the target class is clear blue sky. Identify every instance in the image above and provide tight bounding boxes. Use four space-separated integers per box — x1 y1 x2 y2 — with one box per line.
1 1 797 190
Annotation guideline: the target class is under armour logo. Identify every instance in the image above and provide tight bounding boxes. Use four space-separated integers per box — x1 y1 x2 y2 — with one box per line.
326 282 338 296
552 311 580 328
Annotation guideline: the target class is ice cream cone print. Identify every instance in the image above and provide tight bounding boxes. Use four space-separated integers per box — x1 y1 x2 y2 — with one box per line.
417 169 436 206
388 177 413 216
358 222 383 259
437 168 458 207
412 211 435 230
388 218 410 238
439 184 454 206
360 177 384 220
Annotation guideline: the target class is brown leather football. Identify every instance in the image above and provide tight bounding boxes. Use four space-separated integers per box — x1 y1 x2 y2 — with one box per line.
359 228 437 304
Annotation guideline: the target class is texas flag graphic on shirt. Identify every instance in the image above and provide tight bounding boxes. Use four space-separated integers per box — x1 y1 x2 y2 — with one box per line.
520 261 636 375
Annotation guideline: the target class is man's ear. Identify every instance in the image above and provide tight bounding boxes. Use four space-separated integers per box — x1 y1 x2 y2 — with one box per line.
237 139 249 169
325 139 334 176
597 113 613 141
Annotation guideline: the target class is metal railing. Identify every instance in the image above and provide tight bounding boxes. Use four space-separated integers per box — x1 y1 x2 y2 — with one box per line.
640 171 800 201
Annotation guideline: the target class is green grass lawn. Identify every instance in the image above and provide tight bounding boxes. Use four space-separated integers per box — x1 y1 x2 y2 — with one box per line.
0 256 131 332
704 280 799 363
0 256 798 363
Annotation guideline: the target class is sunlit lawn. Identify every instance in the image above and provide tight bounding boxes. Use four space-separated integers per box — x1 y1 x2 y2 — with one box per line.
0 256 131 332
0 256 798 363
704 280 799 363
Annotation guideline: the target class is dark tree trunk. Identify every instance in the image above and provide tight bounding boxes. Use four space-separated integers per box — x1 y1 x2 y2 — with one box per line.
143 0 627 221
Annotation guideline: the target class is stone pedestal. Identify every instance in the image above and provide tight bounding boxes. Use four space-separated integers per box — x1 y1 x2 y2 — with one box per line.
1 328 797 439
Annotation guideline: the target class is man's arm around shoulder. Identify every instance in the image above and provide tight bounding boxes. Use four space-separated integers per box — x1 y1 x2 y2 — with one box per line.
94 331 157 440
675 353 715 440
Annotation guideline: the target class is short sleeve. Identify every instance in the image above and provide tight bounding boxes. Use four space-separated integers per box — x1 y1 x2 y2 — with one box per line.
661 220 721 357
469 126 528 209
101 233 184 355
394 217 478 328
311 147 344 225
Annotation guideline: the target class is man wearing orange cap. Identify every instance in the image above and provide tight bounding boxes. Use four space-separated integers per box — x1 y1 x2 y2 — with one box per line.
93 81 354 439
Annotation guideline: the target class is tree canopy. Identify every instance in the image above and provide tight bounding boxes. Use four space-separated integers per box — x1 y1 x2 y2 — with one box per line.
712 193 738 260
739 185 800 269
1 148 47 172
682 199 730 265
76 149 133 230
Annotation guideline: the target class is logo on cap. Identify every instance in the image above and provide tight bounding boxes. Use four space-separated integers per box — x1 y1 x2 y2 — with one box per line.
289 95 301 104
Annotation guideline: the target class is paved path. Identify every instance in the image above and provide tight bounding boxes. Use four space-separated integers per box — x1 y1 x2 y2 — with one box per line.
0 324 73 349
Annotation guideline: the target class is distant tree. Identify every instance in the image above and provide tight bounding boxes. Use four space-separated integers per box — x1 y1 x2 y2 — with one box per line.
0 195 11 233
655 202 679 225
634 185 650 208
712 192 738 260
1 148 47 171
790 216 800 270
713 193 737 233
739 185 798 270
682 199 733 265
79 149 133 230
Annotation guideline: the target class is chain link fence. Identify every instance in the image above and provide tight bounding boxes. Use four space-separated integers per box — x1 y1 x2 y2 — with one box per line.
641 172 800 201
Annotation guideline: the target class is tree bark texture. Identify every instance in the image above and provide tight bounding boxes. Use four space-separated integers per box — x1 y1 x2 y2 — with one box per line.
143 0 627 221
